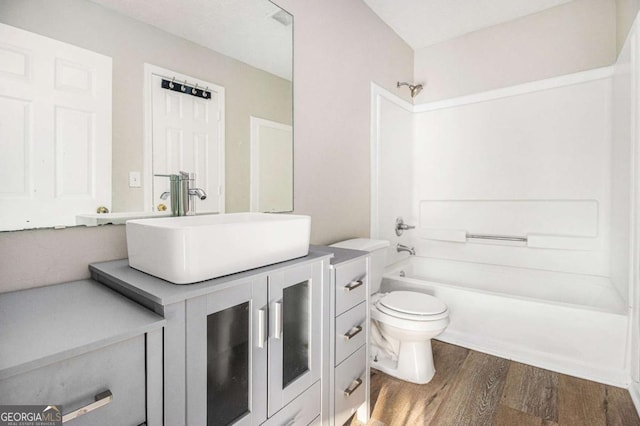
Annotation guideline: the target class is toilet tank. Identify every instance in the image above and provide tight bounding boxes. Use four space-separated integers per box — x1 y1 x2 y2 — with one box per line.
329 238 390 293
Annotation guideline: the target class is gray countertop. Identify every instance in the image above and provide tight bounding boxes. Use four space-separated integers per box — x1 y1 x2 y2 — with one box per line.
310 245 368 266
0 280 165 380
90 250 333 307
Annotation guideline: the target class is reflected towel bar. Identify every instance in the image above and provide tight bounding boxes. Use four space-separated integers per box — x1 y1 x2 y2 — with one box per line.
467 233 528 242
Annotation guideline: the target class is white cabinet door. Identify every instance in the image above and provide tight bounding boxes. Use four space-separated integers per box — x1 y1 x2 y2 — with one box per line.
267 262 323 416
0 23 111 230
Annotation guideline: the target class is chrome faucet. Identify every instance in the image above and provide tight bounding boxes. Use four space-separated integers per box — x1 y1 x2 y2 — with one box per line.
155 171 207 216
179 171 207 216
397 243 415 256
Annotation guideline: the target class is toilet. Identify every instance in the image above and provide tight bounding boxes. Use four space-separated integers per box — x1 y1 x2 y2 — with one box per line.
330 238 449 384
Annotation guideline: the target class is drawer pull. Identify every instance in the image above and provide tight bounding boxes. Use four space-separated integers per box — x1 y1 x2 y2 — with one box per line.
343 325 363 340
343 378 363 397
62 389 113 423
343 279 363 292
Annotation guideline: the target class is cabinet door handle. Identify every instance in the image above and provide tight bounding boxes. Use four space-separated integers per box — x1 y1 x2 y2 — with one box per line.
343 378 363 397
274 301 283 340
62 390 113 423
343 325 363 340
343 279 363 292
257 308 267 348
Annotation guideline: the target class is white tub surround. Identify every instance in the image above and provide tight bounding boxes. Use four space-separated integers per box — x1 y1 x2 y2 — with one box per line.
382 257 628 386
370 60 640 389
615 11 640 405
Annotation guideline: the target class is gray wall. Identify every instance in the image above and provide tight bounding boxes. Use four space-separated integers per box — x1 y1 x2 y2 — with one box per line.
617 0 640 52
413 0 617 102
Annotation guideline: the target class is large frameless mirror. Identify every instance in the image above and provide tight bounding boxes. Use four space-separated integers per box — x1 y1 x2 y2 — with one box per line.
0 0 293 231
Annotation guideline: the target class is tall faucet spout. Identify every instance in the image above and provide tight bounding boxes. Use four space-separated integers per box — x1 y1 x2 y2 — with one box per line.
189 188 207 200
397 243 415 256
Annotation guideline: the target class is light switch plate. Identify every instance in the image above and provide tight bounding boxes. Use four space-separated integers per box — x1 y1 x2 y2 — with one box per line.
129 171 141 188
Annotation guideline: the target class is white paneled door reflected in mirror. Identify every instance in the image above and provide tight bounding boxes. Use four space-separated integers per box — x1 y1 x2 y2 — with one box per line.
0 0 293 232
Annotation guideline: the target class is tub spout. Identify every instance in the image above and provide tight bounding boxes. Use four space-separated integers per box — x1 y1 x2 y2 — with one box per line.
397 243 415 256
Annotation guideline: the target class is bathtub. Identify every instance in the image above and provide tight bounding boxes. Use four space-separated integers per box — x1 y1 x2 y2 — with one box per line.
382 256 630 386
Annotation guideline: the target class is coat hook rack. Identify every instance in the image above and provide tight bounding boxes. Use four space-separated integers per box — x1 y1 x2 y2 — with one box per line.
161 78 211 100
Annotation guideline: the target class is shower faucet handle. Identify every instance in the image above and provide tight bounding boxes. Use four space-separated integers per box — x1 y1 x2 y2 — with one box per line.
395 217 415 236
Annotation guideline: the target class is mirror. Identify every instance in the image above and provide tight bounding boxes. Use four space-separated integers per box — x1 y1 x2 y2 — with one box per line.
0 0 293 231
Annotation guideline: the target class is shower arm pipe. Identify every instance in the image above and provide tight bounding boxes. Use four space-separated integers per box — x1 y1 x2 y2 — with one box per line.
466 233 528 243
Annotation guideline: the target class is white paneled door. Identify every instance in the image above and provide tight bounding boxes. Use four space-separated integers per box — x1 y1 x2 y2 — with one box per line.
0 23 112 230
147 66 225 214
250 117 292 213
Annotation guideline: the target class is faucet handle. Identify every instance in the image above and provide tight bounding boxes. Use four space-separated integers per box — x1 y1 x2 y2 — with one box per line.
154 173 180 181
395 217 416 236
179 171 196 180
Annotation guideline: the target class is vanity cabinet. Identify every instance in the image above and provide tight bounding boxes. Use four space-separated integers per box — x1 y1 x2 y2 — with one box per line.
312 246 370 426
185 263 322 425
0 280 165 426
91 252 329 426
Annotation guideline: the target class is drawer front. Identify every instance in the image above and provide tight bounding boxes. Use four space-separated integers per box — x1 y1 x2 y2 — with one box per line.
335 258 367 315
334 347 367 426
0 336 146 426
262 381 321 426
335 302 367 365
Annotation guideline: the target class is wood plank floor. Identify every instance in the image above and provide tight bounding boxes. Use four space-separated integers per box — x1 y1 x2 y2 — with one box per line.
350 341 640 426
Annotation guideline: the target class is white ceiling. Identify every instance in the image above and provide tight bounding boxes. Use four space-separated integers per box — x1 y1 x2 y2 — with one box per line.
89 0 293 80
363 0 573 49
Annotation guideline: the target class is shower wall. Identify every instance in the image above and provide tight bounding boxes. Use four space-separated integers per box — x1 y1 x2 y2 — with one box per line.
370 89 413 265
613 11 640 392
611 23 635 318
372 68 624 295
411 72 613 278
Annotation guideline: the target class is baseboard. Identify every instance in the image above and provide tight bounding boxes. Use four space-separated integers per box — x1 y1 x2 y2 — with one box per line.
630 381 640 416
437 329 630 387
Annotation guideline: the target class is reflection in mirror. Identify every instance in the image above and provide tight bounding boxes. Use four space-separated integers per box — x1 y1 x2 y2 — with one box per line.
0 0 293 231
250 117 293 213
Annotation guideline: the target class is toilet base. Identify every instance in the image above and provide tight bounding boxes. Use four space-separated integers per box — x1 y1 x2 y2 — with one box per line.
371 339 436 384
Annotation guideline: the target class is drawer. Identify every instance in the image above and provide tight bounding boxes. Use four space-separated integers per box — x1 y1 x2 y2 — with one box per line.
335 302 367 365
334 347 367 426
263 381 321 426
335 257 367 315
0 336 146 426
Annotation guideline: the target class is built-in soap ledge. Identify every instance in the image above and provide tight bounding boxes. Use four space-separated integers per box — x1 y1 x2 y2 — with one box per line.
417 228 598 251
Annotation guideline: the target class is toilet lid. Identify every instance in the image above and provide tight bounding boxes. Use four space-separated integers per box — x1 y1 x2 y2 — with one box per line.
378 291 447 316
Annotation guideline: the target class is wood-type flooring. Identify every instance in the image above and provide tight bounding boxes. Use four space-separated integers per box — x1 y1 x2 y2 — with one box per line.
350 341 640 426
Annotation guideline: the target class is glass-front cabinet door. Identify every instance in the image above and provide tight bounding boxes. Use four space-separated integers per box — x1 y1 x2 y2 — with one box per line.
186 277 269 426
267 262 322 416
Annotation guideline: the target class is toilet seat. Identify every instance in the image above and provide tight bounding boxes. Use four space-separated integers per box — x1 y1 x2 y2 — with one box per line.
375 291 448 321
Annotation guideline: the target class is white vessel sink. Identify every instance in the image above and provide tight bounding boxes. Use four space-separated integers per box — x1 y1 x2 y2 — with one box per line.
126 213 311 284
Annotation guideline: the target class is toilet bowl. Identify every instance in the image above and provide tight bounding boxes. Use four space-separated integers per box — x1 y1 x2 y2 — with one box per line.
371 291 449 384
330 238 449 385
